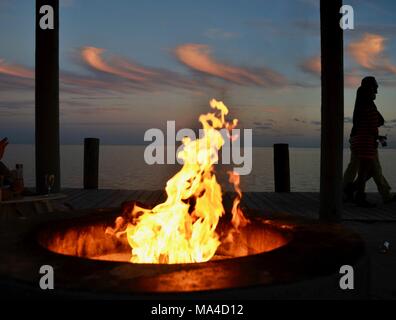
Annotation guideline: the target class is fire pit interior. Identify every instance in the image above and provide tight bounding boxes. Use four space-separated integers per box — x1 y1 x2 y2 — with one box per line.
37 210 291 263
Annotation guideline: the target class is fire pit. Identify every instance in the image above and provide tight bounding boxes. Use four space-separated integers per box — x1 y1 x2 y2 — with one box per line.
0 100 369 299
0 207 368 299
38 208 290 263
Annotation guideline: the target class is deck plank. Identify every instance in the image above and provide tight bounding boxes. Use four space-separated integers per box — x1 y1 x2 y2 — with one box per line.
107 190 139 208
251 193 284 213
92 189 124 208
56 189 396 221
147 190 164 207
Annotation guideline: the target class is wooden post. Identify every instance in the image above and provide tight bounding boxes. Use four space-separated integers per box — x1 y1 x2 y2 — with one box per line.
273 144 290 193
320 0 344 222
84 138 100 190
35 0 60 194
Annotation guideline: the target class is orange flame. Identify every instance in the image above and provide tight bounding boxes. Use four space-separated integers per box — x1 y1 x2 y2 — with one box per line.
112 99 249 264
228 171 250 230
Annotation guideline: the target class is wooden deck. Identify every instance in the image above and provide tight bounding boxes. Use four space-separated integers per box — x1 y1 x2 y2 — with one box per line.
60 189 396 222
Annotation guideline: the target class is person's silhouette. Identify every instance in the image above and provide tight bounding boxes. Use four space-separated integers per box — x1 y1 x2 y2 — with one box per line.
0 137 25 198
343 77 395 206
0 137 11 181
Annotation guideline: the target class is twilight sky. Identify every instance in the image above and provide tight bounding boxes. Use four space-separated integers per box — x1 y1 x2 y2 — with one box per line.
0 0 396 147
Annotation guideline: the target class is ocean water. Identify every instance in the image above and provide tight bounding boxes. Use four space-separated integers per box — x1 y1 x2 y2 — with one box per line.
2 145 396 192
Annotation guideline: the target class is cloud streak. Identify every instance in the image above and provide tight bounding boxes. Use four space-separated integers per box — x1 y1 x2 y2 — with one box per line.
1 44 290 95
81 47 150 82
79 46 200 92
0 59 34 79
300 55 321 76
348 33 396 74
0 47 201 95
174 43 287 87
299 33 396 88
300 55 361 88
0 56 132 95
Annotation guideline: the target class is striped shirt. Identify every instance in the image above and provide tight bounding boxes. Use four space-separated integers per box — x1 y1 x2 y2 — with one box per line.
350 101 383 159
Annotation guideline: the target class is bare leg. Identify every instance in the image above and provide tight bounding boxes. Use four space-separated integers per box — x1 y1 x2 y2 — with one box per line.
353 158 375 207
343 150 359 201
372 151 392 201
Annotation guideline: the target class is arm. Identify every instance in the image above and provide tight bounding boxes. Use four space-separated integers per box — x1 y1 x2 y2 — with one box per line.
377 110 385 127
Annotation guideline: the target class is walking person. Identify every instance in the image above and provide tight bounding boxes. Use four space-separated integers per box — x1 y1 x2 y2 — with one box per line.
343 77 395 207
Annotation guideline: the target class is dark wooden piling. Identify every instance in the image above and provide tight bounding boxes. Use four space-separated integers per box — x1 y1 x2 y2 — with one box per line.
35 0 60 194
320 0 344 222
273 144 290 193
84 138 100 190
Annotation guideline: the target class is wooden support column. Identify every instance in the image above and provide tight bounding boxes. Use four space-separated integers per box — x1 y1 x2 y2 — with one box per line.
84 138 100 190
273 144 290 193
320 0 344 221
35 0 60 194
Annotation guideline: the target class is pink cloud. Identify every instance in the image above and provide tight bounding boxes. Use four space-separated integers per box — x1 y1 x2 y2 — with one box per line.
300 55 321 75
0 48 195 94
0 59 34 79
300 55 366 88
81 47 149 82
1 44 288 95
80 46 201 92
0 56 132 94
348 33 396 74
174 43 287 87
345 70 362 88
348 33 385 69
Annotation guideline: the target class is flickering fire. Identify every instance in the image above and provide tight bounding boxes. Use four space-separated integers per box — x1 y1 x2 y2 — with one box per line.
107 99 249 264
